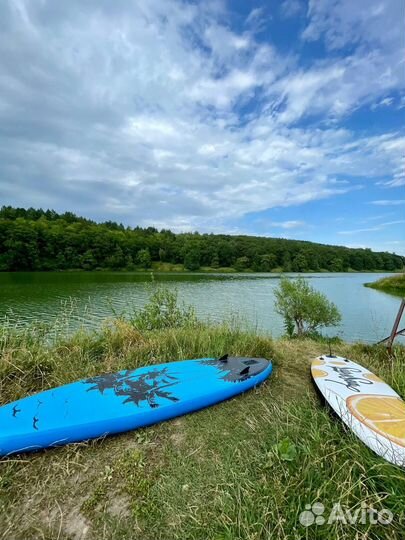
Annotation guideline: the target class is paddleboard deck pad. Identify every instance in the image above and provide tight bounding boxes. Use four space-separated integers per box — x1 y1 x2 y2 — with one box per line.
312 355 405 468
0 355 272 456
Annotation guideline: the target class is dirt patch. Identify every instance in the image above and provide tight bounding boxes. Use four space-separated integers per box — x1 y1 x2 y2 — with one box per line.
107 493 131 518
169 431 185 447
64 509 91 540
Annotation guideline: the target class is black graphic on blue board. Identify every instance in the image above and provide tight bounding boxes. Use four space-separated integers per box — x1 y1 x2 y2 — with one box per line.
200 356 256 382
84 367 180 408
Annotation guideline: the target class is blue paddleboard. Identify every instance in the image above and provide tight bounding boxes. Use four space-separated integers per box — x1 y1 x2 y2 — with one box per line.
0 355 272 456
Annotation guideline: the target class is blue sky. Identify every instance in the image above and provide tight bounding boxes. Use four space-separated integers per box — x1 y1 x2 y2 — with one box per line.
0 0 404 253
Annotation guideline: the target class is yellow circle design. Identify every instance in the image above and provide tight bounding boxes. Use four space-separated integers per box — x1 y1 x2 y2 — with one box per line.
364 373 383 383
312 358 325 366
312 368 328 378
347 395 405 448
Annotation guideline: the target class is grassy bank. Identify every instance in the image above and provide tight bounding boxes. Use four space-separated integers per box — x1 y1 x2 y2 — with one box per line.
58 261 403 273
0 318 404 540
365 273 405 296
150 263 401 274
150 262 238 273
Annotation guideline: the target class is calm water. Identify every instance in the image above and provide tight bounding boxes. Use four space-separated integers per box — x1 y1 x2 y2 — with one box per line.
0 272 403 343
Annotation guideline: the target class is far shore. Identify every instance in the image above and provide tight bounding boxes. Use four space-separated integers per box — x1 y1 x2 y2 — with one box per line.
365 273 405 296
0 265 403 275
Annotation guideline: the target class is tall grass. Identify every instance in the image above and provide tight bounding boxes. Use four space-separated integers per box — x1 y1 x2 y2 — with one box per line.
0 293 404 539
365 274 405 296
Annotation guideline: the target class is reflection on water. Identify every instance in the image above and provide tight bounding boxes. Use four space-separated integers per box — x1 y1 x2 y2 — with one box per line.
0 271 403 343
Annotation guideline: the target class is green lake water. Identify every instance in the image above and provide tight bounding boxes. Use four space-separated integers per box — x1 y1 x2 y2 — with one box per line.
0 272 403 343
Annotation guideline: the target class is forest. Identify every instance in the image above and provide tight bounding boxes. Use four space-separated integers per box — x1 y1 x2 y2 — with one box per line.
0 206 403 273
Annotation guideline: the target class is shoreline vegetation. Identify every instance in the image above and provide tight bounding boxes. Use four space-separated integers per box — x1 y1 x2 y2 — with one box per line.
1 206 404 273
1 292 404 539
5 263 402 274
23 262 405 274
365 274 405 296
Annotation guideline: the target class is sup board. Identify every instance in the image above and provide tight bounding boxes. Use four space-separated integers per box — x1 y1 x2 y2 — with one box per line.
312 355 405 467
0 355 272 456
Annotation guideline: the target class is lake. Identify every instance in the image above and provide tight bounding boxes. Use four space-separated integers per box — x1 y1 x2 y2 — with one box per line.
0 272 403 343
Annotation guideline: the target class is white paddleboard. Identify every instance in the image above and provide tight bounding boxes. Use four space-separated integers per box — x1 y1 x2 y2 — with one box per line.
311 355 405 468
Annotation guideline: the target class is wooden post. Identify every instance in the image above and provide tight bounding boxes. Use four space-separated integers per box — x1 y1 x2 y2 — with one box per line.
376 299 405 353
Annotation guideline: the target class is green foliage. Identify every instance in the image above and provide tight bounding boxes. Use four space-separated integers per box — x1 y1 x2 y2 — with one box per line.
365 273 405 296
132 288 198 330
137 248 152 268
0 205 403 273
273 438 298 462
330 256 344 272
283 314 295 338
184 248 201 271
106 246 125 269
292 252 308 272
234 256 249 271
282 251 292 272
255 253 277 272
210 254 220 268
274 277 342 336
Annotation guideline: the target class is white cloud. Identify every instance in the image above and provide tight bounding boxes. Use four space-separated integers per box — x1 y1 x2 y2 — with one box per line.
339 220 405 235
382 175 405 188
274 64 346 124
303 0 401 52
292 0 405 122
371 96 395 110
187 69 259 109
246 8 264 25
273 52 404 124
361 213 394 222
204 23 250 60
268 220 307 229
0 0 403 235
281 0 304 19
371 200 405 206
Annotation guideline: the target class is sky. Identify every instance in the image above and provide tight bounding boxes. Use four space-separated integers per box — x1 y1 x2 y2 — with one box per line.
0 0 404 254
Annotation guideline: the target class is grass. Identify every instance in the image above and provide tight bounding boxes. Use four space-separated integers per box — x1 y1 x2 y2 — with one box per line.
138 263 404 274
365 274 405 297
0 317 404 539
150 262 244 273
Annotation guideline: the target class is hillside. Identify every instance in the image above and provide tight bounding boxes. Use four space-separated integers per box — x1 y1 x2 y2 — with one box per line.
0 206 403 273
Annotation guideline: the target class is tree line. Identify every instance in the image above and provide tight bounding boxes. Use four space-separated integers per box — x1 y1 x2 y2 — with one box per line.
0 206 403 272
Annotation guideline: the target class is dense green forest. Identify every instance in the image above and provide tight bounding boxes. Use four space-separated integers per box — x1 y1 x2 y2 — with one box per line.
0 206 403 272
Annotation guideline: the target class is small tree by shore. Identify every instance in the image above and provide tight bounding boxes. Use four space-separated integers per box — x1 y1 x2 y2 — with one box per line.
274 277 341 337
132 288 198 330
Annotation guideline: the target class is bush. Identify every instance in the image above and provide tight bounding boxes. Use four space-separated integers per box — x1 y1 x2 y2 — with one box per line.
274 277 341 337
184 249 201 271
132 288 198 330
137 248 152 268
234 256 249 271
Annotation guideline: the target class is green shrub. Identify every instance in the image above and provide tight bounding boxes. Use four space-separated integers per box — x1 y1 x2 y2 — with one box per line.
132 288 198 330
274 277 341 337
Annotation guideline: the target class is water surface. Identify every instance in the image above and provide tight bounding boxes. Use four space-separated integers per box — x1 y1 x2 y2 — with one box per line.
0 272 403 343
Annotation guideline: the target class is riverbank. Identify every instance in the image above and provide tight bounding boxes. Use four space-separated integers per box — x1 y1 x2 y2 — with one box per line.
149 263 403 274
0 319 404 539
2 262 403 273
365 274 405 297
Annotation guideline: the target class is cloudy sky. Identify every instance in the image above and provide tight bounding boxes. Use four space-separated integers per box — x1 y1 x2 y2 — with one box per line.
1 0 404 253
